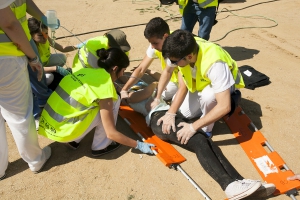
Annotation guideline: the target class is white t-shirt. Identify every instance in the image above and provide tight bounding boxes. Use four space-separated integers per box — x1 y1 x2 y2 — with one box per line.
194 61 235 93
146 44 156 58
0 0 14 9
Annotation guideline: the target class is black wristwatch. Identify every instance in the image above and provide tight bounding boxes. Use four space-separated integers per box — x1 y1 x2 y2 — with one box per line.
28 56 38 63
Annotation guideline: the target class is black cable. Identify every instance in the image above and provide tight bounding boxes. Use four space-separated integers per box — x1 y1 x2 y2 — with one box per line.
55 0 280 40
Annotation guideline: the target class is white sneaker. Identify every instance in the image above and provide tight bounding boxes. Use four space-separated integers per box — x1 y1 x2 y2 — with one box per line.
225 180 261 200
32 146 51 174
242 179 276 198
35 117 40 131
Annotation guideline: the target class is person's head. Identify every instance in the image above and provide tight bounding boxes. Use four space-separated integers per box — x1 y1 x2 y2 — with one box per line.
144 17 170 51
104 29 131 53
96 48 129 81
162 30 198 67
28 17 48 44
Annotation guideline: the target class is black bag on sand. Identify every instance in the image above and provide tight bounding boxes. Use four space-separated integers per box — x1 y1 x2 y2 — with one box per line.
239 65 271 90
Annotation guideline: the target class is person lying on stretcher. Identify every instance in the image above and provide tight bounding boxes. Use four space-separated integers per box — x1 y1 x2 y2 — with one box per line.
121 81 276 200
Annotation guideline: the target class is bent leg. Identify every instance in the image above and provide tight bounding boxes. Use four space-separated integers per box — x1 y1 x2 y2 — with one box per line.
196 6 216 40
91 96 121 150
150 111 242 190
181 1 198 33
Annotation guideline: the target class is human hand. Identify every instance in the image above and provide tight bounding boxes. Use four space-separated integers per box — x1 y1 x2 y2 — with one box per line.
177 122 196 144
287 174 300 181
135 140 155 154
56 66 71 76
41 16 60 29
157 112 176 134
28 57 43 81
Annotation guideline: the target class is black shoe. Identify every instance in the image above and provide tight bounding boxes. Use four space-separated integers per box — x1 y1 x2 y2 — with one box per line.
91 142 121 157
0 173 6 180
65 141 80 150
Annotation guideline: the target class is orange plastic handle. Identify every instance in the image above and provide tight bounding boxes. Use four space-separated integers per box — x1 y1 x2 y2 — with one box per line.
119 105 186 167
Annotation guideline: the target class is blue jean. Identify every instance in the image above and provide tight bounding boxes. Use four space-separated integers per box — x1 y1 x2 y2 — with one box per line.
27 39 52 118
181 0 216 40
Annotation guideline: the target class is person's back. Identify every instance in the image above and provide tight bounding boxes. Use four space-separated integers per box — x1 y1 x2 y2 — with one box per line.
72 29 131 73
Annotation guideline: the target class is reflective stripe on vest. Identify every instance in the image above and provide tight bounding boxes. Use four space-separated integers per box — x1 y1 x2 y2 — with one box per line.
0 0 29 56
78 46 99 68
178 39 244 92
197 0 215 8
44 85 97 123
0 15 27 42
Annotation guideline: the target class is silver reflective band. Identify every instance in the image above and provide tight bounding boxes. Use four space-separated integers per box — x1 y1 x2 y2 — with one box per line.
11 0 26 7
55 85 89 111
193 0 214 8
0 16 27 43
79 45 99 69
44 85 98 123
44 103 89 123
0 34 11 43
78 49 88 68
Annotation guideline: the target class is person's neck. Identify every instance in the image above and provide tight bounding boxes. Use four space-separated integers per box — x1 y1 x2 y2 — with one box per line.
189 45 199 68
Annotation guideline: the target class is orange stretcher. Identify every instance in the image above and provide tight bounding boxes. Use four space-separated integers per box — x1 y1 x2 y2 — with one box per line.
118 105 211 200
223 106 300 199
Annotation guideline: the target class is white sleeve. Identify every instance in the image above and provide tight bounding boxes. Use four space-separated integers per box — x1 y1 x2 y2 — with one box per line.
146 44 156 58
207 62 235 93
0 0 14 9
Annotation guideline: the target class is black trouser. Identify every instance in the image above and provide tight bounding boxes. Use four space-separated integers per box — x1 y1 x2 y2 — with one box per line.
150 111 244 190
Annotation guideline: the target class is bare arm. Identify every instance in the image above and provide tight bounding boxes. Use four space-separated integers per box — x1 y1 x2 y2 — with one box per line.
49 37 77 52
121 55 154 92
167 71 187 114
26 0 44 20
99 98 137 148
0 6 36 59
154 66 174 100
192 88 231 131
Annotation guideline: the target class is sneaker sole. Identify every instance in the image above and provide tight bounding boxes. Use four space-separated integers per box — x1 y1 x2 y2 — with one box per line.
247 184 276 198
92 144 121 157
229 182 261 200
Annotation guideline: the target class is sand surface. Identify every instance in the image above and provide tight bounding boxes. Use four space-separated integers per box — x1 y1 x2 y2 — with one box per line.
1 0 300 199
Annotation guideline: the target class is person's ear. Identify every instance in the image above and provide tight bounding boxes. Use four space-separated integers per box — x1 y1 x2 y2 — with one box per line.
112 66 118 73
163 33 169 40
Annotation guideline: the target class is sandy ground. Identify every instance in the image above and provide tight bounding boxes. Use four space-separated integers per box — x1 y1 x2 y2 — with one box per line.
1 0 300 199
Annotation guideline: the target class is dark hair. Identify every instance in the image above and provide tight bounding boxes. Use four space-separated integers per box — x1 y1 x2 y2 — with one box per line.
96 48 129 74
144 17 170 39
28 17 48 35
162 30 198 59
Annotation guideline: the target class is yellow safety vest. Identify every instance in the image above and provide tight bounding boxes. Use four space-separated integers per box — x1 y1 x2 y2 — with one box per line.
178 39 245 93
37 40 51 65
154 49 179 83
178 0 218 15
38 67 118 142
0 0 31 56
72 36 130 73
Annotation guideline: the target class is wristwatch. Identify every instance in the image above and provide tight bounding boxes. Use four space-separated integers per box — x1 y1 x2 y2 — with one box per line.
28 56 39 63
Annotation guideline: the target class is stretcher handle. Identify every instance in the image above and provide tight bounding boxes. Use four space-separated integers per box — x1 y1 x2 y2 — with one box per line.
136 132 211 200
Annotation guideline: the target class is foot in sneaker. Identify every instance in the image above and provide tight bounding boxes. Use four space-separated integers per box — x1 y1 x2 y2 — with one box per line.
91 142 120 157
242 179 276 198
65 141 80 150
32 146 51 174
0 173 6 180
225 180 261 200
